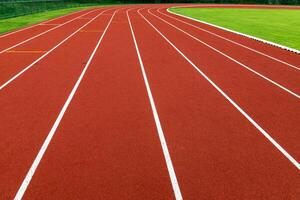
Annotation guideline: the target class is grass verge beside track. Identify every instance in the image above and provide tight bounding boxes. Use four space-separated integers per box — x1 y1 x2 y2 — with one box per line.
0 6 97 34
169 8 300 50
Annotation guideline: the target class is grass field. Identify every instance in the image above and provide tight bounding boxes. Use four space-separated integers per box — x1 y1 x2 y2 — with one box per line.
0 6 96 34
169 8 300 50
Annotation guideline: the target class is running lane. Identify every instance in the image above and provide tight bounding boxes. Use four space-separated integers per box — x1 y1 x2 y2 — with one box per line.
17 8 175 200
151 7 300 94
139 8 300 162
0 8 117 200
159 6 300 66
0 8 97 51
129 8 300 199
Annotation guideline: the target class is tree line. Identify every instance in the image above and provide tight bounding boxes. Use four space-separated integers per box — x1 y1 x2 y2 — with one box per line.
118 0 300 4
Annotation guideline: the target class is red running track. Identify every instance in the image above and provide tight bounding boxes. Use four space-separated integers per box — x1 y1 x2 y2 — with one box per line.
0 4 299 200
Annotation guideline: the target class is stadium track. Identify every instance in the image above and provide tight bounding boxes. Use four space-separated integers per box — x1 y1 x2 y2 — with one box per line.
0 4 299 200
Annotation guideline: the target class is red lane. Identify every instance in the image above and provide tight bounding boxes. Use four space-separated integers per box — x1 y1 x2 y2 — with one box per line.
139 8 300 161
0 9 111 88
21 9 174 200
130 9 300 199
160 7 300 67
152 8 300 95
0 8 97 51
0 10 116 200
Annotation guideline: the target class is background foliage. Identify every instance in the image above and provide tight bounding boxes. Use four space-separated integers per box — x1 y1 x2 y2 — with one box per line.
0 0 299 19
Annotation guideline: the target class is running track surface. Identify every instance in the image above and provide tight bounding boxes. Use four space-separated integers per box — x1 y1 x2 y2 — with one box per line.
0 4 299 200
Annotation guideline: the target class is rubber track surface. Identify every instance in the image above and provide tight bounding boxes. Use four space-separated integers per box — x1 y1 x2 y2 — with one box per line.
0 4 299 200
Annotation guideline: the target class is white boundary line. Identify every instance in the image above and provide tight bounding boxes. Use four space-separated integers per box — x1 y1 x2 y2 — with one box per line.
138 9 300 171
0 8 114 91
0 8 92 38
127 9 183 200
0 8 99 54
173 4 300 9
167 6 300 55
148 8 300 100
13 9 117 200
156 8 300 72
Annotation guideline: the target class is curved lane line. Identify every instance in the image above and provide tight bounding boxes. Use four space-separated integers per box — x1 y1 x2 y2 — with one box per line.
167 5 300 54
157 7 300 72
148 8 300 100
138 8 300 171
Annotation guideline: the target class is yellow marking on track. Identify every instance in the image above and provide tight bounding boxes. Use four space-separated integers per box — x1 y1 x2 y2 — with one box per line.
79 30 103 33
6 50 47 53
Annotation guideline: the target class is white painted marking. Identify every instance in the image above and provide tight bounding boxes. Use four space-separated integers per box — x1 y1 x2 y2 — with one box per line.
0 9 99 54
148 9 300 100
156 8 300 72
138 9 300 170
0 8 114 91
127 9 183 200
172 4 300 9
167 6 300 55
13 10 117 200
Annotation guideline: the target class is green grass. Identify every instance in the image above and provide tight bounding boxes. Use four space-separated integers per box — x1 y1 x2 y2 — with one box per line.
169 8 300 50
0 6 98 34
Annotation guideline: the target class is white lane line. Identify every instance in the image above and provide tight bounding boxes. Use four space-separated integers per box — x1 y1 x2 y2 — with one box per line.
148 9 300 100
138 9 300 170
13 10 117 200
0 9 99 54
167 6 300 55
127 9 183 200
0 8 91 38
157 8 300 72
0 8 114 91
